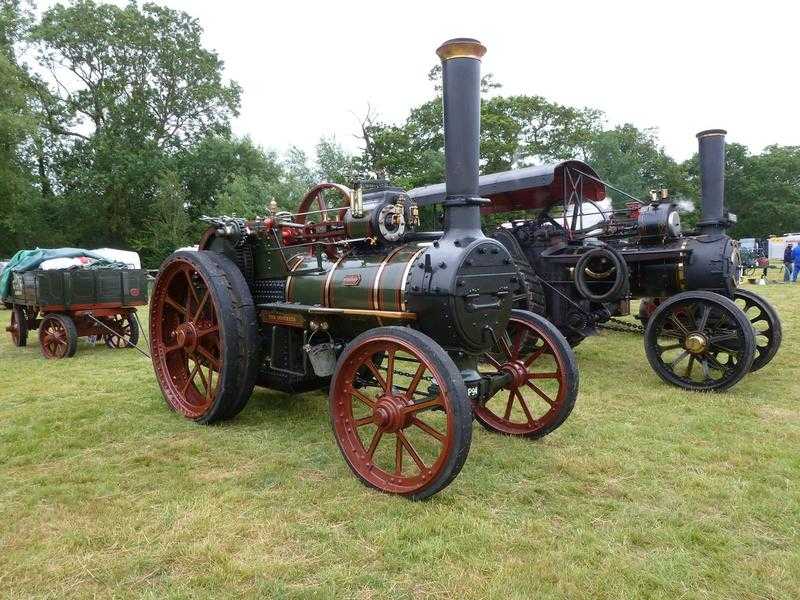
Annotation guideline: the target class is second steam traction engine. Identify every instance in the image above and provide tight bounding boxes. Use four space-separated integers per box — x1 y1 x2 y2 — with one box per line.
148 38 580 500
409 131 782 392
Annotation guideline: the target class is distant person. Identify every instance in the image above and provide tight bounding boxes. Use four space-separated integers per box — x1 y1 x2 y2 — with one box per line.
793 243 800 283
757 253 769 280
785 243 794 282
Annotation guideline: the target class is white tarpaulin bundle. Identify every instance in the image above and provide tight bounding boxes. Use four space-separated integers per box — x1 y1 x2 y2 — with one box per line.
40 248 141 271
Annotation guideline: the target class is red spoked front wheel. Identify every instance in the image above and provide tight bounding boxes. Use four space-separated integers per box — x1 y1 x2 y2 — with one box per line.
39 313 77 359
149 251 258 423
329 326 472 500
476 310 578 439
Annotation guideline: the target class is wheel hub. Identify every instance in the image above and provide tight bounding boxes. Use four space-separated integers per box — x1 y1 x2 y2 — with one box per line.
372 395 413 433
174 322 199 352
500 359 529 389
685 332 708 354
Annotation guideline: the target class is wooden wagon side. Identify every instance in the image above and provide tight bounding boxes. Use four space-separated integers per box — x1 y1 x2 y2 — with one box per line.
5 268 149 359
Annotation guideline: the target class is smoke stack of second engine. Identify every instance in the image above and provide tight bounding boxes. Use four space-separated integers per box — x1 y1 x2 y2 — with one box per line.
436 38 486 240
696 128 727 232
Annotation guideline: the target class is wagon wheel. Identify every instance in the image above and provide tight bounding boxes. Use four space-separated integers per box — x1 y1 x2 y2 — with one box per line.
476 310 578 438
103 314 140 349
39 314 78 359
644 291 755 391
295 182 352 259
149 251 259 423
7 306 28 347
329 326 472 500
731 288 782 371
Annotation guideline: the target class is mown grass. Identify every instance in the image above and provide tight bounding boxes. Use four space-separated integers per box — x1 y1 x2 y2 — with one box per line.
1 283 798 599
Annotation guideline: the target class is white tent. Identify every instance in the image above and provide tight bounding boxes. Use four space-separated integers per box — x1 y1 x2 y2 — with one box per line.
767 234 800 260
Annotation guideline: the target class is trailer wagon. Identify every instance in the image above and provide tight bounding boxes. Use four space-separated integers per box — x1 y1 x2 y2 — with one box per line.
4 267 148 359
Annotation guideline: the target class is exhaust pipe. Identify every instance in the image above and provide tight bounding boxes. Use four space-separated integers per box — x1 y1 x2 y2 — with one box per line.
696 128 727 232
437 38 486 240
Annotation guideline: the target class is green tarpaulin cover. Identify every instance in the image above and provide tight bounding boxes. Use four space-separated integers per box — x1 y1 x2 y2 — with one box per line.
0 248 120 300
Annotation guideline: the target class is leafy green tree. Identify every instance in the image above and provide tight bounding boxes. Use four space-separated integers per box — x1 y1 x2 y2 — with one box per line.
27 0 240 252
361 71 602 189
132 171 193 266
0 0 39 255
315 136 361 184
177 135 284 218
713 144 800 238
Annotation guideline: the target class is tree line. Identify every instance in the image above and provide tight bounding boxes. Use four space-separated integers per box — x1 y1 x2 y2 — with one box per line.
1 1 798 266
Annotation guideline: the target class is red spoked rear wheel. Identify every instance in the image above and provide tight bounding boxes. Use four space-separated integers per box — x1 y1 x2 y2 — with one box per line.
150 251 258 423
476 310 578 439
102 313 140 349
7 306 28 347
330 326 472 500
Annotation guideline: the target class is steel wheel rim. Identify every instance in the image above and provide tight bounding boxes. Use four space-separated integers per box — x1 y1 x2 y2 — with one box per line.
41 317 68 358
732 291 776 370
651 298 748 388
477 315 568 435
104 315 132 348
151 259 223 419
331 336 455 495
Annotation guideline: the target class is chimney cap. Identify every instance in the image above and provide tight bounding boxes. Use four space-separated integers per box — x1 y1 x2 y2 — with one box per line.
436 38 486 61
696 129 727 139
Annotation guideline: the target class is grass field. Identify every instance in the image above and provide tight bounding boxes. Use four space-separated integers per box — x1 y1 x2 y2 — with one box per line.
1 283 798 599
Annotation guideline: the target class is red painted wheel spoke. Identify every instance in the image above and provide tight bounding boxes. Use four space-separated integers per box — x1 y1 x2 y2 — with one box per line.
366 428 383 458
529 371 560 379
516 390 535 424
523 345 546 367
354 415 374 427
402 396 443 415
164 295 187 316
498 334 514 359
385 349 395 392
196 363 209 392
411 417 445 443
164 342 182 354
525 381 555 407
182 361 200 394
482 352 503 370
193 290 210 321
183 270 200 307
398 431 427 473
205 368 215 401
406 363 426 397
196 345 221 370
352 388 376 409
503 390 515 420
365 360 387 390
196 325 219 338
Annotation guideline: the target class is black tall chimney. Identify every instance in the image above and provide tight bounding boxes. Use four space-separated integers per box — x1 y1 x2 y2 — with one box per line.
696 128 727 232
437 38 486 240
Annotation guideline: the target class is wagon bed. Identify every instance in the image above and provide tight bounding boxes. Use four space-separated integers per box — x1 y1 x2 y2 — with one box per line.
4 267 148 359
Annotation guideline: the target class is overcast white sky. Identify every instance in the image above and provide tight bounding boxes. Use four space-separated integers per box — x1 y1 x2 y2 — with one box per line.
41 0 800 162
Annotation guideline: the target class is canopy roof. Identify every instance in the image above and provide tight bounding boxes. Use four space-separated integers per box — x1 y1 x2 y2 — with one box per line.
408 160 606 214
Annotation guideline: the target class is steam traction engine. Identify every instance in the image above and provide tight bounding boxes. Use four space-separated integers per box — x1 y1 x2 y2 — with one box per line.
409 131 781 392
148 39 579 500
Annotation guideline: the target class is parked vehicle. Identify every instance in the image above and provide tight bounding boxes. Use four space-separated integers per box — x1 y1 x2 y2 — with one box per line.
409 132 781 392
3 257 148 358
148 38 580 500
